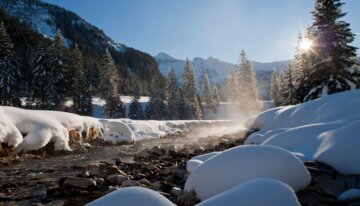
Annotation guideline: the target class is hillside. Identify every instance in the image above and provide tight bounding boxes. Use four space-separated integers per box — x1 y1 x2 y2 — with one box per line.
0 0 162 95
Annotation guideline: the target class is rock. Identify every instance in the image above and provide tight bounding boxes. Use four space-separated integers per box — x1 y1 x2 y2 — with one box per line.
95 177 105 186
171 186 182 197
151 181 164 190
137 178 151 186
122 180 140 187
63 177 97 189
107 166 127 176
152 146 165 156
177 192 200 206
106 186 119 193
106 175 129 185
88 167 101 177
159 167 172 175
135 173 146 179
172 168 186 179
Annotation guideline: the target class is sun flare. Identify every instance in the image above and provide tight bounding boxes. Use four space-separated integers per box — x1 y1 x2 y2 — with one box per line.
300 38 313 52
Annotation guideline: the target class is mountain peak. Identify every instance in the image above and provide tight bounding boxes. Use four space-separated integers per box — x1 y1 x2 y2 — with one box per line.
154 52 176 60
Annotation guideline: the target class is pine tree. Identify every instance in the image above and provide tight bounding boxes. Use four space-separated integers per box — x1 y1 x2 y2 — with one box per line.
182 59 202 119
166 68 180 120
128 84 144 120
202 74 212 110
99 49 125 118
227 68 238 103
238 50 259 111
47 30 71 109
71 44 92 115
146 75 167 120
279 66 296 105
270 69 280 106
212 83 220 113
300 0 358 101
0 21 21 106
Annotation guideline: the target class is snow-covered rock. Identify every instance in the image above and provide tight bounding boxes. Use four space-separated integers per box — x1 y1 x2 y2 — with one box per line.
246 90 360 175
197 178 300 206
0 107 22 147
184 145 310 200
186 152 221 173
86 186 175 206
99 119 135 143
3 107 71 152
338 188 360 202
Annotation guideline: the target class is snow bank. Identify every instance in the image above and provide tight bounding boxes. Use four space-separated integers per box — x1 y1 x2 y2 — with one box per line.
197 178 300 206
0 107 22 147
99 119 231 143
338 188 360 202
184 145 310 200
3 107 71 152
245 90 360 175
187 152 221 173
86 186 175 206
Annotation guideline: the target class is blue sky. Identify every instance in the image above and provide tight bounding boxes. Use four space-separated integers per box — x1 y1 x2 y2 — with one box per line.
43 0 360 63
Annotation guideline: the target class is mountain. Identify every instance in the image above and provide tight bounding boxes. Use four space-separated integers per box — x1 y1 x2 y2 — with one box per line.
155 52 291 100
0 0 162 95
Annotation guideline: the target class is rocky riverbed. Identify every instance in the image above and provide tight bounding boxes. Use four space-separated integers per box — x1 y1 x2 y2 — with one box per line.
0 129 359 206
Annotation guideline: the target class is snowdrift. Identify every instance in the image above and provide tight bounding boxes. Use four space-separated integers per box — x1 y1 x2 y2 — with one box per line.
196 178 300 206
0 107 22 147
86 186 175 206
245 90 360 175
184 145 310 200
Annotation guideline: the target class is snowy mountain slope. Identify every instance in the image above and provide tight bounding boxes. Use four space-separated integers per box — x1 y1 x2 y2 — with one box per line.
155 53 290 99
0 0 124 51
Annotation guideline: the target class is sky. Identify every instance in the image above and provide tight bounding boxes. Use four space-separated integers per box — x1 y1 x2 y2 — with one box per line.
43 0 360 63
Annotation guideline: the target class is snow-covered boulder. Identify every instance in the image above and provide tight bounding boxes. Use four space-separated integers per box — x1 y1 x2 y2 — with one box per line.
338 188 360 202
86 186 175 206
246 90 360 175
314 120 360 175
187 152 221 172
184 145 310 200
3 107 71 152
99 119 135 143
197 178 300 206
0 107 22 147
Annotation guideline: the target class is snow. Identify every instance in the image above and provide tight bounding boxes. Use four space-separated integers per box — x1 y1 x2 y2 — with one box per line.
3 107 71 152
184 145 310 201
197 178 300 206
187 152 221 172
86 186 175 206
245 89 360 175
0 107 23 147
99 119 231 143
338 188 360 202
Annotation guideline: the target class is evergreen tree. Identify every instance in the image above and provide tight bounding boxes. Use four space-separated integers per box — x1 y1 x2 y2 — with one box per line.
182 59 202 119
0 21 20 106
227 68 238 103
238 50 259 111
99 49 125 118
202 74 212 110
128 84 144 120
31 39 52 108
279 66 296 105
270 69 280 106
299 0 358 101
146 75 167 120
212 83 220 113
166 68 180 120
71 44 92 115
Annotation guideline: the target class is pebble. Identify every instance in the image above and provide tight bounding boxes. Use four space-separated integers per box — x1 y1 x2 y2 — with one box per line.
63 177 97 189
122 180 140 187
106 175 129 185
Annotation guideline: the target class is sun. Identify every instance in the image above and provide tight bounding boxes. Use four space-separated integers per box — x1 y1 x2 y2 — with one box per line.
300 38 313 52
